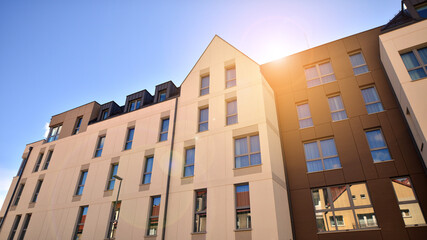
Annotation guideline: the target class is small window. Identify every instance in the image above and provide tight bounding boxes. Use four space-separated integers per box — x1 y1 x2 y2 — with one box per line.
101 109 109 120
73 117 83 135
200 75 209 96
361 87 384 114
226 67 236 88
416 3 427 18
33 152 44 172
349 53 369 75
47 125 62 142
199 107 209 132
158 90 167 102
184 148 195 177
94 136 105 158
73 206 88 240
391 177 426 226
17 213 31 240
107 201 121 239
235 184 251 230
124 128 135 150
329 215 345 226
401 47 427 80
304 62 336 87
148 196 161 236
8 215 21 240
235 135 261 168
226 100 238 125
13 184 25 206
107 164 119 190
75 170 88 196
142 156 153 184
360 194 366 199
159 118 169 142
365 129 392 162
31 180 43 203
297 103 313 128
328 95 347 121
128 99 141 112
303 138 341 172
42 150 53 170
194 189 207 233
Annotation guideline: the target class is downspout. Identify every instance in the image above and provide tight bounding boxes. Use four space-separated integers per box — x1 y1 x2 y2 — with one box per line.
161 97 179 240
0 146 33 231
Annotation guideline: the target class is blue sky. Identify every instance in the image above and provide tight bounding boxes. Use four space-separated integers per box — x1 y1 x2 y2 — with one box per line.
0 0 401 206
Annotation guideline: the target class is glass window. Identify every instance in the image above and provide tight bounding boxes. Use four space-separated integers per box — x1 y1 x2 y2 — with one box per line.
159 118 169 142
47 125 62 142
391 177 426 226
304 138 341 172
311 183 377 232
194 189 207 233
297 103 313 128
107 164 119 190
226 67 236 88
416 3 427 18
124 128 135 150
42 150 53 170
148 197 161 236
107 201 121 239
141 156 153 184
400 47 427 81
101 109 109 120
349 53 369 75
235 135 261 168
226 100 238 125
75 171 88 196
365 129 392 162
158 90 167 102
73 206 88 240
235 184 251 230
199 107 208 132
13 184 25 206
33 152 44 172
31 180 43 203
73 117 83 135
200 75 209 96
128 99 141 112
304 62 336 87
184 148 195 177
8 215 21 240
94 136 105 157
361 87 384 114
17 213 31 240
328 95 347 121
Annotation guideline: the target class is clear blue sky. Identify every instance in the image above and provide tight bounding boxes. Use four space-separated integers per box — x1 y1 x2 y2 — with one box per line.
0 0 401 206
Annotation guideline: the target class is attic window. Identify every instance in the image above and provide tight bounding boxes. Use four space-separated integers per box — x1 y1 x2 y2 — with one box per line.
416 3 427 18
158 90 167 102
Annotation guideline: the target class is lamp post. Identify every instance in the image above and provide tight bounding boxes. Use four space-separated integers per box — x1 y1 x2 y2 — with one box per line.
109 175 123 239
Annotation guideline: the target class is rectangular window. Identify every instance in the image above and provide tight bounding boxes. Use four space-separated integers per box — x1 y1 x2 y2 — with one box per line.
416 3 427 18
235 135 261 168
73 206 88 240
94 136 105 158
304 62 336 87
31 180 43 203
73 117 83 135
199 107 209 132
33 152 44 172
328 95 347 121
184 148 195 177
226 100 238 125
17 213 31 240
311 183 377 232
361 87 384 114
159 118 169 142
226 67 236 88
8 215 21 240
297 103 314 128
13 184 25 206
47 125 62 142
400 47 427 81
194 189 207 233
235 184 251 230
107 164 119 190
365 129 392 162
75 170 88 196
391 177 426 226
349 53 369 75
128 99 141 112
142 156 154 184
304 138 341 172
42 150 53 170
200 75 209 96
107 201 121 239
101 109 109 120
158 90 167 102
124 128 135 150
148 196 161 236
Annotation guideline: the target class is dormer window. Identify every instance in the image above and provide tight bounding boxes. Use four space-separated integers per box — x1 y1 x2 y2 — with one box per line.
158 90 167 102
47 125 62 142
101 109 109 120
128 99 141 112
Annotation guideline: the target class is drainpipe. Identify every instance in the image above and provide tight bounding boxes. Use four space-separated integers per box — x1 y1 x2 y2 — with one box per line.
161 97 178 240
0 146 33 231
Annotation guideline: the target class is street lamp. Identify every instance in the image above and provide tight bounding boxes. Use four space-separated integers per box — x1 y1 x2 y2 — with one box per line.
109 175 123 239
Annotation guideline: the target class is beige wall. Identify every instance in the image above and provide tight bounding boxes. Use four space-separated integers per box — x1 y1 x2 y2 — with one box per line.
380 20 427 165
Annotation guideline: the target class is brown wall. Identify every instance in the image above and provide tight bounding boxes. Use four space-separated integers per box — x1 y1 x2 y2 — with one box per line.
261 27 427 240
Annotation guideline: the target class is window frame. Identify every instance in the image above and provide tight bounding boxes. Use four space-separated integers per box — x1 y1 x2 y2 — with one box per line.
226 66 236 88
31 180 43 203
128 99 141 112
400 47 427 81
361 86 384 114
234 134 261 168
75 170 88 196
327 95 348 121
296 102 314 128
349 52 369 76
147 196 161 236
200 74 210 96
303 138 341 173
8 215 21 240
17 213 31 240
106 201 121 239
142 156 154 184
159 118 169 142
106 164 119 191
94 136 105 158
198 107 209 132
47 124 62 142
365 128 392 163
158 90 167 102
124 127 135 150
304 61 336 88
13 183 25 206
42 150 53 170
33 152 44 172
73 116 83 135
73 206 88 240
183 147 195 177
235 183 251 230
101 109 109 120
226 99 238 125
193 189 207 233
